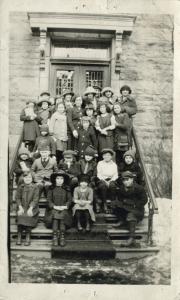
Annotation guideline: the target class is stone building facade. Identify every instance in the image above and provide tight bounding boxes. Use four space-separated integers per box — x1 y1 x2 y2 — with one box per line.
9 11 173 197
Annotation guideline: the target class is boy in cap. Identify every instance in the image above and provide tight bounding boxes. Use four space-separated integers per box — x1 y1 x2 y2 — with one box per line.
31 145 58 197
96 148 118 213
58 150 80 192
37 91 51 125
46 171 72 247
33 124 56 159
75 116 97 159
112 170 147 247
117 85 137 118
14 146 33 185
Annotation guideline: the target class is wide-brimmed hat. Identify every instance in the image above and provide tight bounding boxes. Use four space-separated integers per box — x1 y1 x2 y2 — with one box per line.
18 146 30 158
40 91 50 97
121 171 135 179
84 145 97 157
37 98 51 106
62 90 74 97
102 87 114 96
123 149 135 160
50 171 69 185
101 148 114 156
40 124 49 133
120 85 132 94
63 150 76 158
84 86 96 96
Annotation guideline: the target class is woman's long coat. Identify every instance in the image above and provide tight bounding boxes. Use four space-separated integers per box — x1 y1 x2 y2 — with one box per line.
20 109 40 142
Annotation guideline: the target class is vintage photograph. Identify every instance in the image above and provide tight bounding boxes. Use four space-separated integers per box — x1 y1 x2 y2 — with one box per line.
8 9 173 284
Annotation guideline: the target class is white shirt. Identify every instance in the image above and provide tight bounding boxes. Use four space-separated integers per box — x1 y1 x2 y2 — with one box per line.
97 160 118 181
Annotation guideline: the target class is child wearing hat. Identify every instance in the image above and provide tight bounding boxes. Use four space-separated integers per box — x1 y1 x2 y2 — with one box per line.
37 91 51 125
31 146 58 197
95 103 116 153
83 86 97 111
118 149 143 185
46 171 72 247
58 150 80 192
75 116 97 159
73 175 95 232
33 124 56 159
117 85 137 118
78 145 97 184
49 102 68 163
67 95 84 150
20 100 40 152
113 103 132 164
112 170 147 247
96 148 118 213
14 146 33 185
99 87 117 112
15 171 39 246
62 90 74 109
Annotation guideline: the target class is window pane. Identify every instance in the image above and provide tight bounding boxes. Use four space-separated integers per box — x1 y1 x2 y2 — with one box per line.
56 70 74 95
53 41 109 59
86 71 103 88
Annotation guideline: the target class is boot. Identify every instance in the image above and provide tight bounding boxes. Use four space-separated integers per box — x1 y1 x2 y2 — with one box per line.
85 220 91 232
121 221 136 247
52 231 58 246
77 220 83 232
16 230 22 246
24 231 31 246
59 232 66 247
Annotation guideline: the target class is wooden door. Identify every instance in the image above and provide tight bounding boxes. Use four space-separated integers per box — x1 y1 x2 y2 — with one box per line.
50 64 110 97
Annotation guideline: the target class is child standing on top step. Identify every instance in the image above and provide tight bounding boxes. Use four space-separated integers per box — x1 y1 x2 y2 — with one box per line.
73 175 95 232
46 171 72 247
111 171 147 247
14 146 33 185
16 171 39 246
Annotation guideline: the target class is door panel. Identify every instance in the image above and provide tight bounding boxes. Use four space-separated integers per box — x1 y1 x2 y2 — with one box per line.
50 64 110 97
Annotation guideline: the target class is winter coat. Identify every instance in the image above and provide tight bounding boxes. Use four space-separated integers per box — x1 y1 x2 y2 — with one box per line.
118 161 143 185
112 182 147 221
31 157 58 183
16 183 39 227
117 95 137 117
67 106 84 133
36 108 51 125
75 127 97 158
78 159 97 179
58 160 80 178
20 109 40 142
14 158 33 184
114 112 132 151
33 135 56 156
45 186 72 228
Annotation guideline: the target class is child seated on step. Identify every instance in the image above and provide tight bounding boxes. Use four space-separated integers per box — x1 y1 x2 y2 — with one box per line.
96 148 118 213
73 175 95 232
75 116 97 159
58 150 80 192
16 171 39 246
31 146 58 197
33 124 56 159
118 149 143 185
14 146 33 185
46 171 72 247
111 171 147 247
20 99 40 152
37 91 51 125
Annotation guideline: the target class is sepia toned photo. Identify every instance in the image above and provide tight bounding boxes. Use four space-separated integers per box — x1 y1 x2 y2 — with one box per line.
7 8 173 285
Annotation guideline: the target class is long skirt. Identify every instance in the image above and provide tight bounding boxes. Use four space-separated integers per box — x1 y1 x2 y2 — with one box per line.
17 212 39 228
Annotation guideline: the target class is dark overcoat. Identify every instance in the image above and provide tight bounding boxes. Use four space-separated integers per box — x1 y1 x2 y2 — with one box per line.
58 160 80 178
114 112 132 151
16 183 39 227
118 161 143 185
75 127 97 158
20 109 40 142
78 159 97 179
117 95 137 117
14 158 33 184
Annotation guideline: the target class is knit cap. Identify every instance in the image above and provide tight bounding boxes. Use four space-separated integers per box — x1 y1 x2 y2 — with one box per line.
18 146 30 158
123 149 135 160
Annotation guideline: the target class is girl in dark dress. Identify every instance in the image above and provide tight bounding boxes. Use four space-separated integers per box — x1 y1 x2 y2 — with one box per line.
46 171 72 247
16 171 39 246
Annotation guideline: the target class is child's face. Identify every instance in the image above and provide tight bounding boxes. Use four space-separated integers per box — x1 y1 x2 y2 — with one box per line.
100 105 107 114
114 104 121 114
82 120 90 130
122 89 129 96
80 181 88 189
124 155 133 165
41 102 49 110
24 173 33 185
40 150 50 159
105 91 112 98
64 156 73 163
85 155 93 162
56 176 64 186
86 108 93 117
123 177 134 188
65 94 72 102
57 103 65 113
41 131 47 136
103 153 112 162
87 93 94 100
75 97 82 107
20 154 28 161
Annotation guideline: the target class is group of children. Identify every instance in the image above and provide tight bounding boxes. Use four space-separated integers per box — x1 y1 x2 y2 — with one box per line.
15 85 147 248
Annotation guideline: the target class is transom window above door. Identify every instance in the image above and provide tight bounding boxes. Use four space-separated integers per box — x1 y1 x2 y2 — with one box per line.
52 41 110 60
